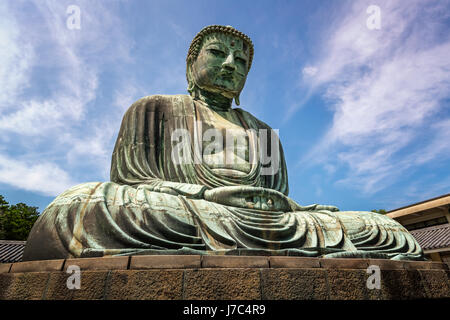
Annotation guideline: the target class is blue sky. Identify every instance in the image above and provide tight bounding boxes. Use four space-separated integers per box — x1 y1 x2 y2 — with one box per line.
1 0 449 213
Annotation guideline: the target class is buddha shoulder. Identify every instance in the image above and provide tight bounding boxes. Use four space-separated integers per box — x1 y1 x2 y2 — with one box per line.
233 107 274 131
124 94 193 115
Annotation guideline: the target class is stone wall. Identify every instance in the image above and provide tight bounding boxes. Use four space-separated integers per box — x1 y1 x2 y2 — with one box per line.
0 255 449 300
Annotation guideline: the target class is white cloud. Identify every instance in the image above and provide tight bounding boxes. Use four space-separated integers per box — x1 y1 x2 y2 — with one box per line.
0 2 34 108
0 1 134 195
409 119 450 167
302 66 318 77
113 82 147 113
0 155 77 196
300 0 450 195
0 2 98 136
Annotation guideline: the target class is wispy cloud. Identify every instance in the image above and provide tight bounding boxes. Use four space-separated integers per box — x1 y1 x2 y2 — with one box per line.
299 0 450 195
0 1 134 196
0 2 34 109
302 66 318 77
0 154 75 196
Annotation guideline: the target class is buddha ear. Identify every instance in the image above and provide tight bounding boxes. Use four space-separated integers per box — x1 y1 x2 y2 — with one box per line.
186 63 195 95
187 64 202 99
234 93 241 106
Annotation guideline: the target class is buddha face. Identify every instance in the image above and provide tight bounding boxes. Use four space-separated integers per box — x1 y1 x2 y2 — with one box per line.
190 33 250 99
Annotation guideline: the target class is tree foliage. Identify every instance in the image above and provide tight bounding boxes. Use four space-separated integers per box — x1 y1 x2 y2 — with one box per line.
371 209 387 215
0 195 40 241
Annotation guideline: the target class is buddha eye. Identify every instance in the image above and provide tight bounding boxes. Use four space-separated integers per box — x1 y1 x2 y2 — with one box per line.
208 48 226 57
235 57 247 65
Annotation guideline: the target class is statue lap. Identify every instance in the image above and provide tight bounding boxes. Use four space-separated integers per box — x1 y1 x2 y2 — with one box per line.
23 182 423 261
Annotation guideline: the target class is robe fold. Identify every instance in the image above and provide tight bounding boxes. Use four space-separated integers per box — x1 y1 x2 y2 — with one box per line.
22 95 424 261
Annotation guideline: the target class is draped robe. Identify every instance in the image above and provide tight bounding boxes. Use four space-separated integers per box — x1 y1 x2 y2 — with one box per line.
22 95 424 261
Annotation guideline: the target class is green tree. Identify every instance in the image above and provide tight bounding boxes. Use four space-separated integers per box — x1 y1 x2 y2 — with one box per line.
371 209 387 215
0 195 40 240
0 195 8 209
0 195 10 239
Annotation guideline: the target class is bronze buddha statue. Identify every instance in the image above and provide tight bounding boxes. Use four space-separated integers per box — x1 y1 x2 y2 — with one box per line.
23 25 424 261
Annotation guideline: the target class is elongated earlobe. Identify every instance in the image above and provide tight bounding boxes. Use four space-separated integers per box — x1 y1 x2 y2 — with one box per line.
235 93 241 106
187 65 195 94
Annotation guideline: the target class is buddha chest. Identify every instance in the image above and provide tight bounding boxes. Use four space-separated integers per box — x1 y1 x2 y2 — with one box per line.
197 105 252 177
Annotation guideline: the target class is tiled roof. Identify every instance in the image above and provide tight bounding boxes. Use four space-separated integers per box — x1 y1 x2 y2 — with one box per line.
410 223 450 251
0 240 26 263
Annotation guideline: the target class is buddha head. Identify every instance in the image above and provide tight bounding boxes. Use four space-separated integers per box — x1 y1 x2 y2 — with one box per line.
186 25 254 106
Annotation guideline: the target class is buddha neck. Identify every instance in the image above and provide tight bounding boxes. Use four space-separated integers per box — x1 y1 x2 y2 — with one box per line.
195 89 233 112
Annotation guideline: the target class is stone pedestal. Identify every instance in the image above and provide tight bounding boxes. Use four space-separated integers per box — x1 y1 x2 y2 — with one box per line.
1 256 449 300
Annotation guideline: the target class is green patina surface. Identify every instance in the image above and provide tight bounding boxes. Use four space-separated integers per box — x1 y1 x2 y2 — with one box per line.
22 25 424 261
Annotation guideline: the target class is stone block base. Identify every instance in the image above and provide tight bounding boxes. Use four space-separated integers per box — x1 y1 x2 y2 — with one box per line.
1 256 449 300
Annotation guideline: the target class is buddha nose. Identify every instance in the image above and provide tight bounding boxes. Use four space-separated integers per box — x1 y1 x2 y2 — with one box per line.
222 54 236 72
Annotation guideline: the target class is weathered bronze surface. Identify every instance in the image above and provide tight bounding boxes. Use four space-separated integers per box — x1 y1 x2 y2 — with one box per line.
22 25 424 261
